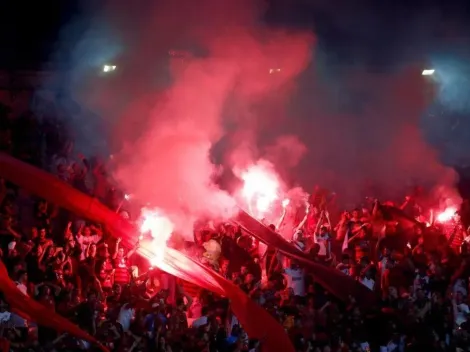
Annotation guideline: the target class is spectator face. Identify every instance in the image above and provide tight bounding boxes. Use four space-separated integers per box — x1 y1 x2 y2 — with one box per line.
39 228 46 239
113 285 121 296
83 226 91 236
19 272 27 284
31 227 38 239
66 238 76 250
240 266 248 276
38 201 47 213
118 247 125 258
245 274 254 284
89 244 97 257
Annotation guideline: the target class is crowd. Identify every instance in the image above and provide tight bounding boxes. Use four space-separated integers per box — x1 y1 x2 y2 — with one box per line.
1 102 470 352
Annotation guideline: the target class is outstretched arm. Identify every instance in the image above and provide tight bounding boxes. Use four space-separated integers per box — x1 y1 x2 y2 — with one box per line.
294 204 310 232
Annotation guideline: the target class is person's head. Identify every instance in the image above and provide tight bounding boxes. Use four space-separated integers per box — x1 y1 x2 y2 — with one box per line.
89 244 97 257
455 291 463 304
99 243 110 258
40 285 51 297
37 200 47 213
39 228 47 240
44 245 55 258
31 227 38 239
342 254 350 265
351 209 360 219
0 300 8 313
268 224 276 232
382 247 391 257
414 225 423 236
17 270 27 284
320 226 328 235
221 259 229 272
240 265 248 276
290 260 300 269
82 226 91 237
7 242 17 257
176 297 185 311
87 291 97 303
65 237 76 250
112 284 121 296
388 286 398 299
244 273 254 284
416 288 425 300
117 246 125 258
293 229 304 242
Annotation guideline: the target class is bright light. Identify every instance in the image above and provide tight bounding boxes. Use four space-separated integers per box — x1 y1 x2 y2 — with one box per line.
103 64 117 73
124 194 131 200
240 161 280 218
282 199 290 208
436 207 457 223
139 208 174 265
422 69 435 76
269 68 281 74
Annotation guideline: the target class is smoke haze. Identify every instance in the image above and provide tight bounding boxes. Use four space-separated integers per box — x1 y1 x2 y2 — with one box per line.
49 0 464 230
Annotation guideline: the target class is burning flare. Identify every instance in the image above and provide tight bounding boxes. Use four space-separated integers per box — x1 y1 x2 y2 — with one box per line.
139 207 175 265
240 161 281 219
436 207 457 223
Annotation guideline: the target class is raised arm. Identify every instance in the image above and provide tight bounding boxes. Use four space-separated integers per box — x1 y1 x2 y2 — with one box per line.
294 204 310 233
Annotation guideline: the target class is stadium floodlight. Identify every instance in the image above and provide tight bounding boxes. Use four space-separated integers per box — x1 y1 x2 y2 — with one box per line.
103 64 117 73
422 69 435 76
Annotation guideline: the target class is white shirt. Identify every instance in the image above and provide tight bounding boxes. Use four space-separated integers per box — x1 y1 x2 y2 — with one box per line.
16 282 28 296
315 233 330 256
118 304 135 332
360 277 375 291
455 303 470 326
191 315 208 328
336 263 351 276
77 234 101 261
284 268 305 297
12 283 28 327
0 312 11 323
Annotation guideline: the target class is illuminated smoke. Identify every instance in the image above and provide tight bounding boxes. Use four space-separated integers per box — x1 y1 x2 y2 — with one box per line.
139 207 175 264
238 160 282 219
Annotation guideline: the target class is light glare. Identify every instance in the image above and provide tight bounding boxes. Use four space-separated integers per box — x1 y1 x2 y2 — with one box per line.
422 69 435 76
103 65 117 73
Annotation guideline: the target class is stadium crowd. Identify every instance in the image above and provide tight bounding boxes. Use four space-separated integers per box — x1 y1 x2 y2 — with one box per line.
1 103 470 352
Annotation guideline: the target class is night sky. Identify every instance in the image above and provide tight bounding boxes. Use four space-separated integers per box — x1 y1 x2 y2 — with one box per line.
2 0 470 69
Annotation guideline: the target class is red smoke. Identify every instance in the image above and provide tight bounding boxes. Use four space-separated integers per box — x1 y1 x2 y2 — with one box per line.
67 0 459 227
70 0 313 236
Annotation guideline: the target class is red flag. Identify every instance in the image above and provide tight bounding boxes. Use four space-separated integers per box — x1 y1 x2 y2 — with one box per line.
0 153 295 352
0 260 108 351
235 209 376 308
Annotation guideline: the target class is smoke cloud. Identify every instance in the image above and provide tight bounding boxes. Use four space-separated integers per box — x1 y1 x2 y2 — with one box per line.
51 0 312 236
50 0 464 230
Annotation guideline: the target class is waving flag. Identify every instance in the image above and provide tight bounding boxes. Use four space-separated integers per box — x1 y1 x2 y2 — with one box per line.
0 153 295 352
235 209 376 308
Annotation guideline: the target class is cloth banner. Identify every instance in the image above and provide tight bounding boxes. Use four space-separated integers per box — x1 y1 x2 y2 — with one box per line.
0 153 294 352
235 209 377 308
0 260 107 351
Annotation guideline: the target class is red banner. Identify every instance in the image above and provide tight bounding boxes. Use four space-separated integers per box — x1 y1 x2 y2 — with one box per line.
235 209 377 308
0 153 294 352
0 260 107 351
